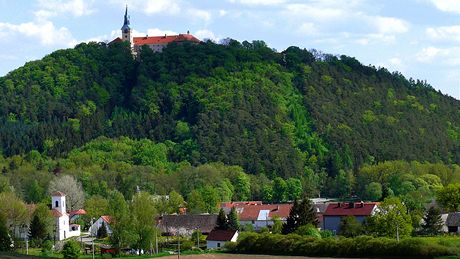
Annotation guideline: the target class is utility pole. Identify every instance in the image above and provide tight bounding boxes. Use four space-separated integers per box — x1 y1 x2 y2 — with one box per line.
91 218 95 259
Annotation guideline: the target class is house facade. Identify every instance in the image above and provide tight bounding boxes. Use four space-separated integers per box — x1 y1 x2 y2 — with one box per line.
446 212 460 233
89 216 113 237
206 229 238 249
323 202 378 234
51 192 81 240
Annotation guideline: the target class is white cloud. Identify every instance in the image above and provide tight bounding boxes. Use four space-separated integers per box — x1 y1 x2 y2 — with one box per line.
219 10 228 16
426 25 460 42
431 0 460 13
111 0 181 15
195 29 219 42
0 21 76 47
36 0 95 18
298 22 317 36
371 16 409 34
187 8 212 22
284 3 347 21
415 46 460 66
228 0 286 6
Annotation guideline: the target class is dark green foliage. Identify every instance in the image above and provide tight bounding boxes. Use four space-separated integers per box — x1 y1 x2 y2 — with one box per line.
62 239 81 259
420 207 443 236
282 199 318 234
216 208 228 230
29 204 53 242
232 232 460 257
339 216 363 237
0 213 12 251
228 207 240 231
97 221 108 238
1 39 459 182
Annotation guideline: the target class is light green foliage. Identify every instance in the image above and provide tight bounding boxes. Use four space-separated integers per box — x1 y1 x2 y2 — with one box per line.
436 183 460 212
187 190 206 214
364 182 382 201
272 177 287 202
233 172 251 201
30 203 53 242
294 224 321 238
286 178 302 201
228 207 240 231
367 197 412 238
85 195 109 220
168 190 185 214
271 216 283 234
131 192 157 252
108 191 134 251
0 192 28 230
0 213 12 251
339 216 363 237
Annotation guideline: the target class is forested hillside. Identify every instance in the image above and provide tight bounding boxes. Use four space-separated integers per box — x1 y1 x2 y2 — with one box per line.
0 40 460 180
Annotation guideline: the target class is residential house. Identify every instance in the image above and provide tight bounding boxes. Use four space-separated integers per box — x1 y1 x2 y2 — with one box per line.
157 214 217 236
206 229 238 249
89 216 113 237
446 212 460 233
69 209 86 223
237 204 293 230
323 202 378 234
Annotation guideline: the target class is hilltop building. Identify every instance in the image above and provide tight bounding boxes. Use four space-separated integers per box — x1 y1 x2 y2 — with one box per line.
111 5 200 53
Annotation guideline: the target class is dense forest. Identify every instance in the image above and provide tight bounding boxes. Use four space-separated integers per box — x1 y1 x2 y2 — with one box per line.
0 39 460 199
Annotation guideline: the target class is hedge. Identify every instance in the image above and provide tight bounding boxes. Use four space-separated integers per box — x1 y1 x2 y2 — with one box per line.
231 232 460 257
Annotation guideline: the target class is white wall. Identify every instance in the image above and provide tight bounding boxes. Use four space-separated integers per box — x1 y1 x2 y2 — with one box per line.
89 217 112 237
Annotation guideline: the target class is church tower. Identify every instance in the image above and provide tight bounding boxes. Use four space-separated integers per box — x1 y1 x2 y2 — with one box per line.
121 5 132 43
51 191 66 215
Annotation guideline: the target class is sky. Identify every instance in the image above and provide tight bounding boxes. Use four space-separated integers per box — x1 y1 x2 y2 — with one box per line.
1 0 460 100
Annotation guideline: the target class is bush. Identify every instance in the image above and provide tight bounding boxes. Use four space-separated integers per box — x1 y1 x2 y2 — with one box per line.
101 253 112 259
234 233 460 257
62 240 81 259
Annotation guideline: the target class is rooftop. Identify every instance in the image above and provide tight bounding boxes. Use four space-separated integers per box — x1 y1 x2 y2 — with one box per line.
324 202 378 216
206 229 238 241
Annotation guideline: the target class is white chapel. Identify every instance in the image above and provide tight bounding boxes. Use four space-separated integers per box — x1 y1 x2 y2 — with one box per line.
51 191 81 240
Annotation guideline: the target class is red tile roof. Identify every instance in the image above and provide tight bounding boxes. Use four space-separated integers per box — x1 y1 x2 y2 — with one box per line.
206 229 237 241
133 34 200 46
221 201 263 209
101 215 112 224
238 204 293 221
109 37 123 44
69 209 87 217
51 191 66 197
324 202 378 216
51 209 63 218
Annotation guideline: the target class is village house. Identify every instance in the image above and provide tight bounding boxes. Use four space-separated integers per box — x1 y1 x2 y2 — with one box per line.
89 216 113 237
446 212 460 233
323 202 379 234
157 214 217 236
206 229 238 250
51 192 82 240
111 6 200 54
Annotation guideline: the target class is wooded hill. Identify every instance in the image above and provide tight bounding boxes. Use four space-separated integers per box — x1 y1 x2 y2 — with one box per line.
1 40 460 179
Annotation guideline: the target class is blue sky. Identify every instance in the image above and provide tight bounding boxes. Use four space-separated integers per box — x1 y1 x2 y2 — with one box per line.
1 0 460 100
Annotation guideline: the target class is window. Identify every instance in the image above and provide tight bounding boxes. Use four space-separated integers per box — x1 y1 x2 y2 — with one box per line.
217 243 220 248
55 201 58 208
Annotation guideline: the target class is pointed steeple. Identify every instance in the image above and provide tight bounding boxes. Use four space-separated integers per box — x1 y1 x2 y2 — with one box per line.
121 4 130 30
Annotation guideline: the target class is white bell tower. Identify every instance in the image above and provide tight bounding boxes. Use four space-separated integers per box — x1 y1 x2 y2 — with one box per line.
51 191 66 214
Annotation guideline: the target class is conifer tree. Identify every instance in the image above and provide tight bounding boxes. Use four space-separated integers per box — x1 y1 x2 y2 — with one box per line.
0 213 12 251
97 221 108 238
216 208 228 230
282 199 318 234
228 207 240 231
421 206 443 236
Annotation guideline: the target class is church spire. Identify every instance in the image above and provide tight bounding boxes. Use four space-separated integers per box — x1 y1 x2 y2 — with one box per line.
121 5 132 42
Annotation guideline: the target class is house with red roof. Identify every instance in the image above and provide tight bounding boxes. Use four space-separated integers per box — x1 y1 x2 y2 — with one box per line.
111 6 200 53
89 215 113 237
323 202 379 234
206 229 238 249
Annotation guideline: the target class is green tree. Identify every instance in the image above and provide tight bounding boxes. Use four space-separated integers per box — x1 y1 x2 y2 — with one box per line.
131 192 157 253
339 216 363 237
85 195 109 221
363 182 383 201
29 203 53 242
294 224 321 238
271 216 283 234
420 206 443 236
216 208 228 230
367 197 412 238
233 172 251 201
97 221 108 238
0 213 12 251
286 178 302 201
25 180 45 203
228 207 240 231
168 190 185 214
108 191 134 252
272 177 287 203
199 185 219 213
187 190 206 214
62 239 81 259
282 199 318 234
436 183 460 212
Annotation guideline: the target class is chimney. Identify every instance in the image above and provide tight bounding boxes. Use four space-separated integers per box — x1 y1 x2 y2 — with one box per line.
360 201 364 208
349 202 355 208
337 203 341 208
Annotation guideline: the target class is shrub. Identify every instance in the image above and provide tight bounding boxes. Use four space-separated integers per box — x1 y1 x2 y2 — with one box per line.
62 240 81 259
